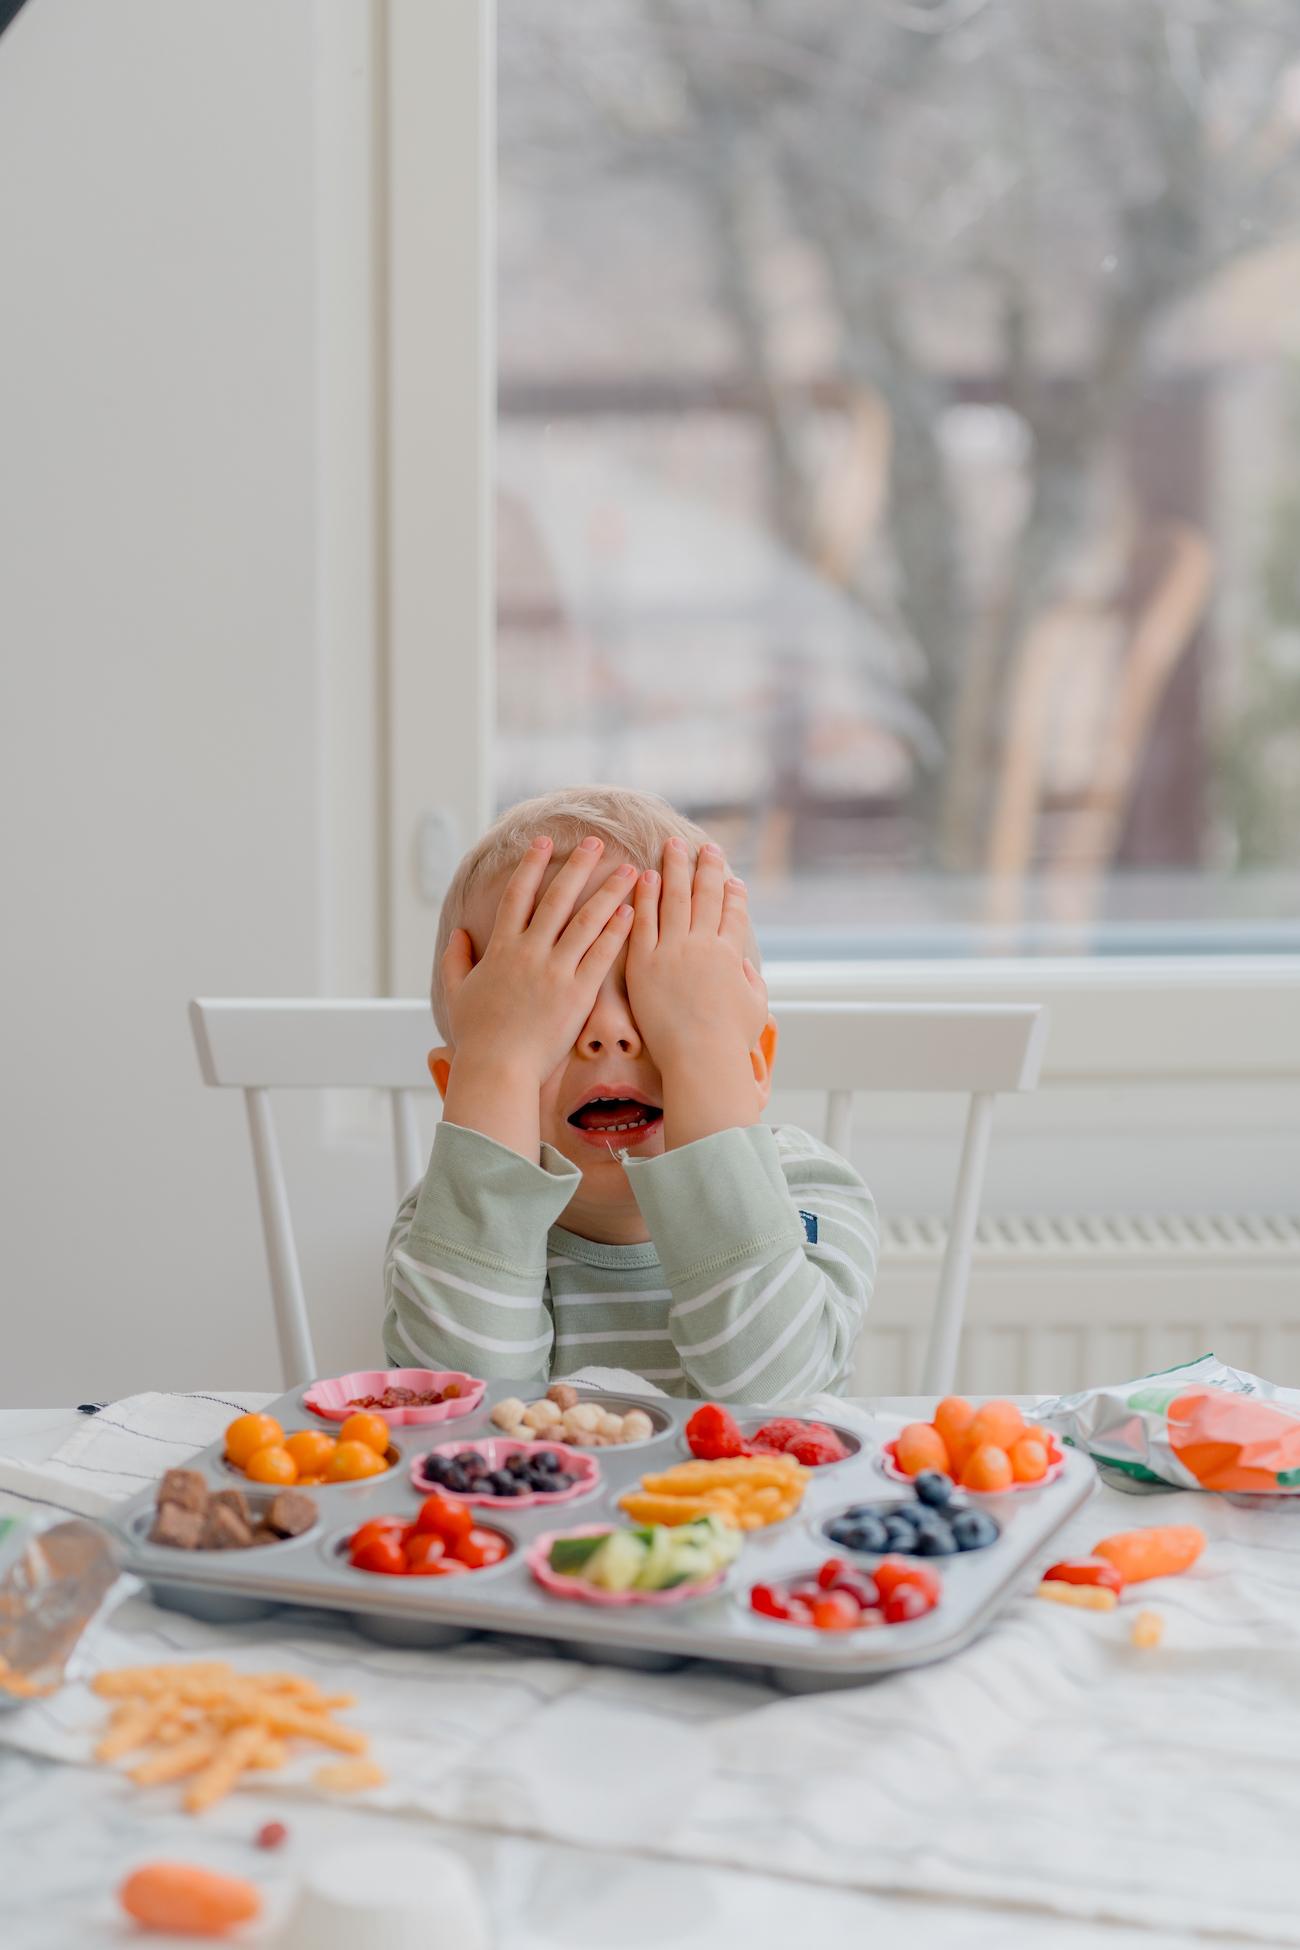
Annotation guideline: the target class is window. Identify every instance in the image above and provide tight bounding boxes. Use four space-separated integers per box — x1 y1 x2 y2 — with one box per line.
497 0 1300 958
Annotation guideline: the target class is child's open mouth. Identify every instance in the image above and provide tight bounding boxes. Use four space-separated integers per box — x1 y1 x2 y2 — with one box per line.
566 1094 664 1149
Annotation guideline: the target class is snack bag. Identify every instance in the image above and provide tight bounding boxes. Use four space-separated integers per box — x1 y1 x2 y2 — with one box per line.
1037 1354 1300 1494
0 1513 120 1703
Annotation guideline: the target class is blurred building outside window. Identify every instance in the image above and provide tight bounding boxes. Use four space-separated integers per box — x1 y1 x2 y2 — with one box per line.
497 0 1300 960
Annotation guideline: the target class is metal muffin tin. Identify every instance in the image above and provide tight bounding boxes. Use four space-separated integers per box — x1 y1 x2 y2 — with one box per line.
108 1380 1095 1686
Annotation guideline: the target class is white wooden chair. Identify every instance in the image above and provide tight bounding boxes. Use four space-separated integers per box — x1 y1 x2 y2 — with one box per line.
189 997 1048 1396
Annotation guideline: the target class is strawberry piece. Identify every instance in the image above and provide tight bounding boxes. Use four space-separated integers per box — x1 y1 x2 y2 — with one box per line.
883 1580 936 1623
750 1582 791 1620
686 1404 745 1460
811 1591 860 1632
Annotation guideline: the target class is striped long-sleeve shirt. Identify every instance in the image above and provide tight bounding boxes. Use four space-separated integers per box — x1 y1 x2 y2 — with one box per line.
382 1120 877 1403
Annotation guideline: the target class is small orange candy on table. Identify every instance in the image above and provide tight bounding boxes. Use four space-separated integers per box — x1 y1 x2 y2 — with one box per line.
894 1422 951 1477
224 1414 284 1469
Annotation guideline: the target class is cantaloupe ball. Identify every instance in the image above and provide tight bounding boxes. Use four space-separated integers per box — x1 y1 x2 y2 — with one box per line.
895 1422 951 1477
1009 1435 1050 1483
967 1399 1025 1451
961 1443 1014 1492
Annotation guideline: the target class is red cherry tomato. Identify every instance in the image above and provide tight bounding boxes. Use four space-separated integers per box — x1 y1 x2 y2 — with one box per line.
872 1556 940 1603
404 1532 447 1574
811 1592 861 1632
350 1534 407 1576
816 1557 849 1591
1041 1556 1125 1595
349 1517 406 1557
425 1557 470 1576
416 1494 475 1544
882 1580 936 1623
750 1583 791 1620
454 1526 508 1570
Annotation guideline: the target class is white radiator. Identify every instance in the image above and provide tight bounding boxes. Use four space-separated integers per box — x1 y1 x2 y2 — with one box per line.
853 1214 1300 1397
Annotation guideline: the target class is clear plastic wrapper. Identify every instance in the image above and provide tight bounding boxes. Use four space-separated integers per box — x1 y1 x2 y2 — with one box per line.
1037 1354 1300 1494
0 1513 120 1705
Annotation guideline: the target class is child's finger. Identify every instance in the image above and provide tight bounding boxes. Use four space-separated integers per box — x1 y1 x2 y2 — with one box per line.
691 841 726 933
494 835 554 934
631 867 659 954
742 956 770 1037
440 929 475 1004
718 875 749 952
658 837 693 940
530 836 606 942
557 862 637 965
575 900 634 986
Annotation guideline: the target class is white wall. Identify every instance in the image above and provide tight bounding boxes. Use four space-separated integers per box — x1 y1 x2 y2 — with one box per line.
0 0 395 1403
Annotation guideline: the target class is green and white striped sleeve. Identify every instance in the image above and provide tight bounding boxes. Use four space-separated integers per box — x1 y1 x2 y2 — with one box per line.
623 1124 876 1404
382 1120 580 1382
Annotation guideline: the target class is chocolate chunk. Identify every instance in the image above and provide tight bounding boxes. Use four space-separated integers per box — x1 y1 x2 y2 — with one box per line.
200 1503 255 1551
148 1502 204 1550
157 1469 208 1514
265 1490 317 1539
209 1487 251 1525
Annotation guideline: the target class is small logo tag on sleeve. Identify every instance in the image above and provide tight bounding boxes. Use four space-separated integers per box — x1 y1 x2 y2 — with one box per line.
798 1210 819 1244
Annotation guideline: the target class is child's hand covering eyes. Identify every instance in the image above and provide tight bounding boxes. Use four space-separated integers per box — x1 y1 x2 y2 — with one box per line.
441 835 635 1085
625 839 768 1068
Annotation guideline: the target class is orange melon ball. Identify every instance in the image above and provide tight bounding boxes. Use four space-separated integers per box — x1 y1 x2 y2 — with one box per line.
224 1413 284 1468
244 1444 298 1485
895 1421 951 1477
1009 1435 1050 1483
961 1442 1014 1493
967 1399 1025 1452
326 1439 390 1482
338 1411 391 1455
933 1395 975 1458
284 1429 337 1476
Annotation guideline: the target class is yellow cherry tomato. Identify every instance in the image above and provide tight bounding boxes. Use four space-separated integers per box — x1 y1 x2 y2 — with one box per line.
244 1445 298 1485
326 1439 390 1482
338 1411 391 1455
225 1413 285 1468
284 1429 337 1476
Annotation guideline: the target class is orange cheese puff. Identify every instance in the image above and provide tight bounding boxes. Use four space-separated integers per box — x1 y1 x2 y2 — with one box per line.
1036 1580 1117 1612
1131 1608 1165 1648
119 1862 261 1934
895 1422 950 1477
1092 1525 1205 1584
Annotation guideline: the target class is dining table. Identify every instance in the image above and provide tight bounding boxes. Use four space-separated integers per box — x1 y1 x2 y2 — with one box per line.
0 1390 1295 1950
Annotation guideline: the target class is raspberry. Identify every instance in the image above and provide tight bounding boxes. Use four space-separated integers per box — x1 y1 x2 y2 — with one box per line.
685 1404 745 1460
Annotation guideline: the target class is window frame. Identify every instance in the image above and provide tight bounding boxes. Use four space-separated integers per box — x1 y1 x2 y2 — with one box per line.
380 0 1300 1100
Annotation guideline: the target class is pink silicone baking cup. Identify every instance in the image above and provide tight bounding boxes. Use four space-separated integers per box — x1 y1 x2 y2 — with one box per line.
526 1524 732 1609
410 1437 600 1509
879 1436 1065 1495
302 1369 485 1428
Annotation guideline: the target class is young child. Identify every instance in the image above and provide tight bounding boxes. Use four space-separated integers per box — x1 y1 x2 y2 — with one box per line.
383 786 877 1403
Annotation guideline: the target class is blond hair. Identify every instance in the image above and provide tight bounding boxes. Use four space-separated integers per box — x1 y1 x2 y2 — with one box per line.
431 784 755 1035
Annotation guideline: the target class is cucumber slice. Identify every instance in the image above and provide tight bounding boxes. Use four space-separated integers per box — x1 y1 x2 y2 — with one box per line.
548 1533 608 1575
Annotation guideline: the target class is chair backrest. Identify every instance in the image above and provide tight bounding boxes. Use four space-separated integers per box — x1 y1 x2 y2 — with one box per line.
190 997 1047 1395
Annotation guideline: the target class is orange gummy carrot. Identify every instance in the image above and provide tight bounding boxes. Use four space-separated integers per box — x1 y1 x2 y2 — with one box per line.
1092 1525 1205 1584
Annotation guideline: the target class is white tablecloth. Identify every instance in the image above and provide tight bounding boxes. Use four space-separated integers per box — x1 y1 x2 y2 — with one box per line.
2 1391 1299 1945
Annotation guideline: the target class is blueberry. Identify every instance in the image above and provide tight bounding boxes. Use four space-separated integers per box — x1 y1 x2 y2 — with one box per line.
913 1470 955 1508
951 1511 999 1551
853 1515 891 1552
912 1524 958 1556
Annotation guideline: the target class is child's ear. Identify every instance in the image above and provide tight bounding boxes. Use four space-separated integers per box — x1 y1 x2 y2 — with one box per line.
427 1047 452 1099
750 1018 778 1107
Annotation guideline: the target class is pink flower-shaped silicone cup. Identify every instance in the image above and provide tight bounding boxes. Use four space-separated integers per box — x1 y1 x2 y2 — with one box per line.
526 1524 732 1609
302 1369 485 1428
879 1436 1065 1495
410 1438 600 1509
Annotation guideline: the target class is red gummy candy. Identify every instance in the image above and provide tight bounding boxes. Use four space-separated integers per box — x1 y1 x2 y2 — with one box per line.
686 1404 745 1460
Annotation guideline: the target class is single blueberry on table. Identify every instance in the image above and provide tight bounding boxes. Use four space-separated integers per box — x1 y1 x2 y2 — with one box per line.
913 1470 955 1508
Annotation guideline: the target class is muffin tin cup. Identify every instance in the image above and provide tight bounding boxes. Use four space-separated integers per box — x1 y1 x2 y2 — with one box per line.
302 1369 487 1428
678 1416 863 1470
409 1437 601 1510
526 1524 734 1610
492 1390 675 1452
878 1440 1066 1496
219 1439 400 1492
108 1378 1097 1685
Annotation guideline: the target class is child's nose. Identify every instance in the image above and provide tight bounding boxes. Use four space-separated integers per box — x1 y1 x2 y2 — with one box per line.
579 978 642 1058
